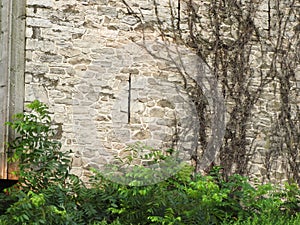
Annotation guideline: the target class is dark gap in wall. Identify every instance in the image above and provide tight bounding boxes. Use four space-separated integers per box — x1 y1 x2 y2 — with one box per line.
32 26 41 39
128 73 132 124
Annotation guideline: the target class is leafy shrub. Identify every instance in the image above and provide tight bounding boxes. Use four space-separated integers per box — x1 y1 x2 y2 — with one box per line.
5 100 72 191
221 213 300 225
0 101 299 224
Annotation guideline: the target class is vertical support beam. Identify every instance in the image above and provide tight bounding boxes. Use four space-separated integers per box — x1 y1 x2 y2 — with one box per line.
7 0 26 180
0 0 26 180
0 0 12 180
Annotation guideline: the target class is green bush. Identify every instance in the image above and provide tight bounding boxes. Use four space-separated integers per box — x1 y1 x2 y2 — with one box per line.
221 213 300 225
0 101 299 224
5 100 72 191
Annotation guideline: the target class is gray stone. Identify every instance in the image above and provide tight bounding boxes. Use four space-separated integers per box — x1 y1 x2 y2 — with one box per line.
59 47 81 58
54 98 73 104
133 130 151 140
31 84 50 104
97 7 118 17
40 54 63 63
50 67 66 74
157 99 175 109
131 102 145 113
146 101 155 107
68 57 92 65
112 111 128 123
86 91 100 102
75 65 88 71
26 63 49 75
87 65 107 73
26 17 52 28
92 48 115 55
156 118 176 126
147 78 158 85
93 61 112 67
120 68 139 74
122 16 139 25
95 115 110 121
114 129 131 142
27 0 53 8
150 108 165 117
72 157 83 167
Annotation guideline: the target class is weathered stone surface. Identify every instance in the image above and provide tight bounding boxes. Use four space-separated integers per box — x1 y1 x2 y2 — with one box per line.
27 0 53 8
72 157 83 167
22 0 299 183
68 57 92 65
92 48 115 55
133 130 151 140
120 68 139 74
95 115 110 121
113 129 130 142
26 63 49 75
40 53 63 63
131 102 145 113
49 67 66 74
150 108 165 117
27 17 52 28
157 99 175 109
59 48 81 58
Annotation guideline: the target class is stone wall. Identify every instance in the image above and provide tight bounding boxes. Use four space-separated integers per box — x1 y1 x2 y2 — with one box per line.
24 0 299 183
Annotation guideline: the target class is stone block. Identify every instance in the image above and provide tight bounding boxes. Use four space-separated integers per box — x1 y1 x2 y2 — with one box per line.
114 129 131 142
27 17 52 28
49 67 66 74
27 0 53 8
92 48 115 55
131 102 146 113
97 6 118 17
40 53 63 63
93 60 113 67
157 99 175 109
150 107 165 117
132 129 152 140
72 157 83 167
87 65 107 73
26 63 49 75
68 57 92 65
122 16 139 26
95 115 110 122
86 91 100 102
120 68 139 74
156 118 176 126
59 47 81 58
112 111 128 123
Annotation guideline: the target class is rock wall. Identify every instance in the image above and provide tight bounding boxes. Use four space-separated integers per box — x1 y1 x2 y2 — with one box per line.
24 0 299 183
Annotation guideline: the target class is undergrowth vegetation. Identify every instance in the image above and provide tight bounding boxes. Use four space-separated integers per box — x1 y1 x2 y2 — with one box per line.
0 101 299 224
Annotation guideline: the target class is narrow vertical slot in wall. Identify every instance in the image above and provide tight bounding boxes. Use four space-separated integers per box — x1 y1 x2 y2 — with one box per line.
128 73 132 124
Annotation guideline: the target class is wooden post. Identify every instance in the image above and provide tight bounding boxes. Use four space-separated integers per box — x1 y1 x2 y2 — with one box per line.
0 0 11 180
0 0 25 180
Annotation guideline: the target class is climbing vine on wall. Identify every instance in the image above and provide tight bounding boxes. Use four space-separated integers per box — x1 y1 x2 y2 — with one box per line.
121 0 299 184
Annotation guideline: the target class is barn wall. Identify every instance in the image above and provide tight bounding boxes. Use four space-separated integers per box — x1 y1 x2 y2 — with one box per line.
23 0 299 183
